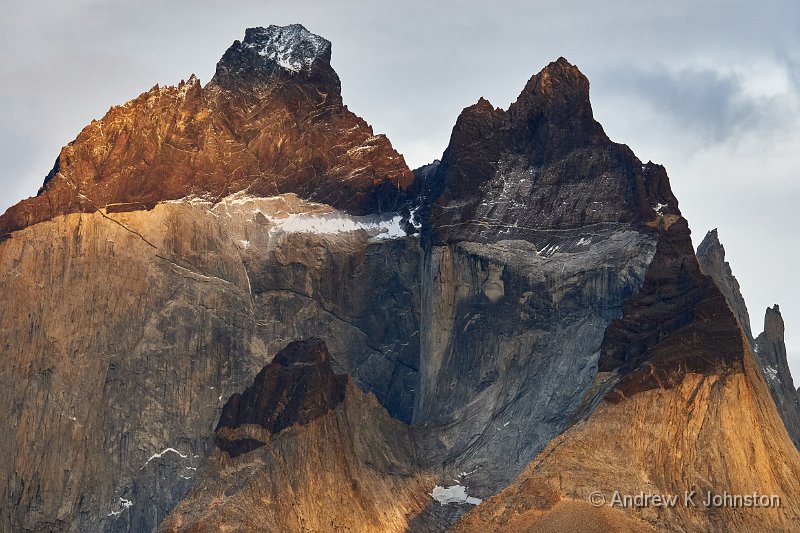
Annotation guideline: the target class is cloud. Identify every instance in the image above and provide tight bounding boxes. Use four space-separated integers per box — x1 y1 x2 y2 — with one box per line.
595 63 799 145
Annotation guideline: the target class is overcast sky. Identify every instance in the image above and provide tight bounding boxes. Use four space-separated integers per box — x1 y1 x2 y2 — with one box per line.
2 0 798 379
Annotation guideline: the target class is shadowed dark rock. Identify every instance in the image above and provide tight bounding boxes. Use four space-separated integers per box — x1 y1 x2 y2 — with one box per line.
599 218 744 400
697 228 753 340
425 57 679 246
210 25 339 94
215 339 347 441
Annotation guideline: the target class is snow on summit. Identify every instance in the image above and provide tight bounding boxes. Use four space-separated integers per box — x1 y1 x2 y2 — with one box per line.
243 24 329 73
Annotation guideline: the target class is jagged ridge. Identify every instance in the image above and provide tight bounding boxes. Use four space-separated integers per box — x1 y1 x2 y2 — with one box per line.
0 24 414 237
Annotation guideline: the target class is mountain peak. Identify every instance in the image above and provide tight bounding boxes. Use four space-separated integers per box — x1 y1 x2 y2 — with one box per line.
696 227 754 340
764 304 784 334
512 56 590 109
697 227 722 255
210 24 338 92
541 56 585 82
504 56 606 161
243 25 331 73
0 23 415 236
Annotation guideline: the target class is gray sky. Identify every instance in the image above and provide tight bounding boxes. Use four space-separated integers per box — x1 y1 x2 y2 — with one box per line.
2 0 799 379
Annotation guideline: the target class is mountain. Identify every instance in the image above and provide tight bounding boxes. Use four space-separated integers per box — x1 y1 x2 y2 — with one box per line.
411 56 675 508
0 24 413 238
424 57 677 246
1 23 798 533
0 190 421 532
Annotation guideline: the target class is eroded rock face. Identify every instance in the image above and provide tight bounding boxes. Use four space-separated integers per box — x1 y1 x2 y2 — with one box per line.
0 194 420 533
424 58 678 246
0 24 414 237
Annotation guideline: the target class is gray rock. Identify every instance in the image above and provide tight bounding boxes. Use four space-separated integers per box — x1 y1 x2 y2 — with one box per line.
697 228 753 341
407 229 656 526
755 305 800 448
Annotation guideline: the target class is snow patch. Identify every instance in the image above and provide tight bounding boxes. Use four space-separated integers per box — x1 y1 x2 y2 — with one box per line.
539 244 560 256
107 497 133 517
245 25 327 74
408 205 423 233
272 212 406 241
459 467 479 478
167 192 409 241
654 203 668 214
576 237 592 246
163 194 215 206
764 365 779 382
141 447 189 469
430 484 482 506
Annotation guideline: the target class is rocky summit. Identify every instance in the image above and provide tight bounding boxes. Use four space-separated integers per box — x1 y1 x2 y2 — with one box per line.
0 24 413 238
1 23 799 533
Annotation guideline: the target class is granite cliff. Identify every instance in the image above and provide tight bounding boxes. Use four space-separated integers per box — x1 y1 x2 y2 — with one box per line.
1 23 798 533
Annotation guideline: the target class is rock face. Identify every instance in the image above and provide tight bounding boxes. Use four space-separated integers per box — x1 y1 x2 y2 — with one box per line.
424 58 678 246
161 339 432 533
696 228 753 340
0 194 420 533
599 219 743 395
451 348 800 532
0 24 413 237
2 24 799 533
697 229 800 447
213 339 347 456
408 60 675 527
451 221 800 533
755 306 800 448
